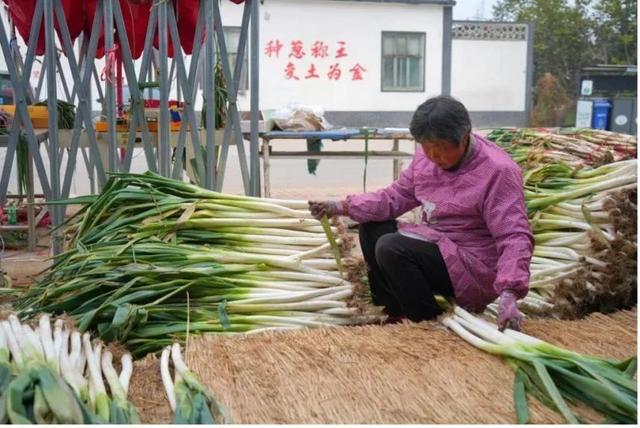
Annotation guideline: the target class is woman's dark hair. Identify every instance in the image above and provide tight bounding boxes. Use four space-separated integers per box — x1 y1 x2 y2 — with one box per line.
409 95 472 146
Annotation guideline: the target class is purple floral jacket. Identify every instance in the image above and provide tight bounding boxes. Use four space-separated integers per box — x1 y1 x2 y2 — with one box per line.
345 133 533 312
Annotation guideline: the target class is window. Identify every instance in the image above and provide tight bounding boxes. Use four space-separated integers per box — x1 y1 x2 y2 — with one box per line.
223 27 249 91
381 32 425 92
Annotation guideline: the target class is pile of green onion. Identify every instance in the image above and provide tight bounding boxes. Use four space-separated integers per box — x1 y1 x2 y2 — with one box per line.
161 343 232 424
0 314 138 423
487 128 637 318
16 172 374 357
442 306 637 424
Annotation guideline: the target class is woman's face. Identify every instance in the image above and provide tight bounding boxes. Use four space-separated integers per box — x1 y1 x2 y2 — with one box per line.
420 134 469 170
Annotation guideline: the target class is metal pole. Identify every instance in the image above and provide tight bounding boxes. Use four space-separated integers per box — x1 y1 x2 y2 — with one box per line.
167 3 205 181
204 0 217 189
44 0 62 254
58 0 107 197
214 1 251 192
113 0 157 172
249 0 260 196
158 0 170 177
103 0 117 172
0 0 45 201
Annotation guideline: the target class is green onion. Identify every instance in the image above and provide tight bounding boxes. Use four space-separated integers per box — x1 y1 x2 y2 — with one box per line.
487 128 636 319
16 172 374 357
442 305 637 424
161 343 232 424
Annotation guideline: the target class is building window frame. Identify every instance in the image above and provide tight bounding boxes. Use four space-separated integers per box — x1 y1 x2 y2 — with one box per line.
380 31 426 93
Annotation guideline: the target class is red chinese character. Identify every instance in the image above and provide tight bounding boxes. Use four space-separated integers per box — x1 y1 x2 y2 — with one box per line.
288 40 306 59
284 62 300 80
264 39 283 58
305 64 320 79
327 63 342 80
335 41 348 58
349 63 367 80
310 41 329 59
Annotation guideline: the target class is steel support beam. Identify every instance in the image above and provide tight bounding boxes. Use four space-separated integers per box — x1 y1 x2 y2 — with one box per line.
249 0 260 196
103 0 117 172
213 1 250 193
167 3 205 181
204 0 217 189
0 0 48 201
57 0 106 199
44 0 63 254
112 0 156 173
157 0 170 177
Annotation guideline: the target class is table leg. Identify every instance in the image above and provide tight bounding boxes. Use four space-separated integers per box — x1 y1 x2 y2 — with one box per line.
262 139 271 198
392 138 400 180
26 143 36 251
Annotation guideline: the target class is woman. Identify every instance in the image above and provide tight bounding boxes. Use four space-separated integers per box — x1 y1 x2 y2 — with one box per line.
309 96 533 331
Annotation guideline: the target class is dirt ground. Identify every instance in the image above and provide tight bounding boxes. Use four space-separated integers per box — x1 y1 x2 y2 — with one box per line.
130 309 637 424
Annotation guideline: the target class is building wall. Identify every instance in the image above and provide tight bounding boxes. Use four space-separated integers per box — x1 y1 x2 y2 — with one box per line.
1 3 533 128
450 21 533 127
222 0 445 114
452 40 527 111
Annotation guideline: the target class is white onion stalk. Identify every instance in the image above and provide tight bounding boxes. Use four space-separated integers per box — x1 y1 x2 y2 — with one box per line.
0 327 9 363
443 305 636 424
82 333 109 421
119 353 133 395
101 351 126 400
0 321 22 366
52 319 64 365
59 339 89 402
101 350 140 423
160 346 176 412
69 331 83 374
38 315 58 372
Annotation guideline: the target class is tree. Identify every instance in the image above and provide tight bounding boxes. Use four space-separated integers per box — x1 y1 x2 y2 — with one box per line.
591 0 637 65
530 72 572 126
493 0 596 94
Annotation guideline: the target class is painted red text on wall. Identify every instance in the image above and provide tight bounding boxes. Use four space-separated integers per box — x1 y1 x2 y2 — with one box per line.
264 39 283 58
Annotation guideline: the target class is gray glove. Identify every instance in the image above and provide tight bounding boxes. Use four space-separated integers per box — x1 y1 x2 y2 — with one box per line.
308 200 346 220
497 290 523 331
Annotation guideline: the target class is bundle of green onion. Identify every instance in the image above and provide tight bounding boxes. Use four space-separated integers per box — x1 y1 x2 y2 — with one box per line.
161 343 232 424
0 314 139 424
486 129 637 318
16 172 375 357
442 306 637 424
488 128 636 168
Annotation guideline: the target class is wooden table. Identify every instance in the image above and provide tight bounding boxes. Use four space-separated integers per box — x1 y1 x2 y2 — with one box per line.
257 128 416 197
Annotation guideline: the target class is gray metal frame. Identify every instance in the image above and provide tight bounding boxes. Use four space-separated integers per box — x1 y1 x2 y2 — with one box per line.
0 0 262 254
441 6 452 95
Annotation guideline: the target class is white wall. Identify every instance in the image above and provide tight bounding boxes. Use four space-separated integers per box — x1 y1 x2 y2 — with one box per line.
451 39 528 111
221 0 445 112
2 1 444 114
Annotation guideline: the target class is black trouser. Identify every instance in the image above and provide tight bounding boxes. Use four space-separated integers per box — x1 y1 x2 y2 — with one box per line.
359 220 455 322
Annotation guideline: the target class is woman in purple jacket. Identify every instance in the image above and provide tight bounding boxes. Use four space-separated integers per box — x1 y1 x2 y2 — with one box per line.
309 96 533 331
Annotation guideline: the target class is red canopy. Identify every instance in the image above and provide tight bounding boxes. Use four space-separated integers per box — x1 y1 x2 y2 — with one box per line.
4 0 83 56
4 0 246 59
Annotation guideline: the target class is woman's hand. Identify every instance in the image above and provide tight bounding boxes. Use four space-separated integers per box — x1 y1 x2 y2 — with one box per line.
497 290 523 331
307 200 346 220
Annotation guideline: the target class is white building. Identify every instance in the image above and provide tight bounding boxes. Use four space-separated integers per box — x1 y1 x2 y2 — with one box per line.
1 0 533 128
220 0 534 127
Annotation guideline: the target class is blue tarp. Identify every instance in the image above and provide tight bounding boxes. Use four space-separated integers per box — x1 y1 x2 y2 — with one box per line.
262 128 362 140
261 127 412 140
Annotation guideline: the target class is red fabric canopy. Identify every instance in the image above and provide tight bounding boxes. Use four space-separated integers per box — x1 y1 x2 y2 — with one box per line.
4 0 246 59
4 0 83 56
